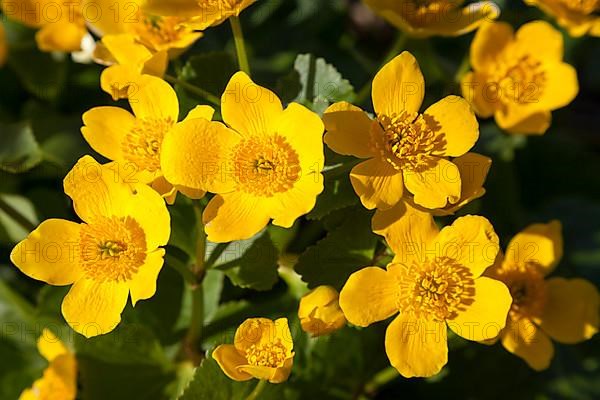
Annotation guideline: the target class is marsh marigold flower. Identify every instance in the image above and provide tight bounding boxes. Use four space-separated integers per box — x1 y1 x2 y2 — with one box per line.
142 0 256 29
1 0 88 52
161 71 324 243
524 0 600 37
298 286 347 337
81 74 212 203
362 0 499 37
19 329 77 400
212 318 294 383
486 221 600 370
461 21 579 135
340 212 512 377
10 156 171 337
324 51 480 211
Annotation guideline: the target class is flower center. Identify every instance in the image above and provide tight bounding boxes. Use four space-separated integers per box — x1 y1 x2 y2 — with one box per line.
559 0 599 14
493 262 547 320
396 256 476 321
375 111 445 172
122 117 174 172
245 340 287 368
80 216 147 283
232 135 301 196
130 13 193 50
489 54 546 106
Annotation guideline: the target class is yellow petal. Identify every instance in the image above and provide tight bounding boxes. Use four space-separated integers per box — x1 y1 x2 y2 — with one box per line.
100 64 143 100
10 219 82 285
504 220 563 275
270 172 324 228
501 318 554 371
461 71 497 118
339 267 398 327
402 157 461 209
536 62 579 111
514 20 564 63
500 111 552 136
129 248 165 306
212 344 253 381
0 22 7 67
433 215 499 278
101 34 153 68
536 278 600 344
385 313 447 378
35 22 85 52
372 52 424 117
141 0 205 18
234 318 292 353
323 102 376 158
448 277 511 341
436 152 491 215
37 328 69 362
470 21 513 71
161 119 239 194
298 286 346 337
350 158 404 210
183 105 215 122
130 75 179 122
425 95 479 157
238 357 293 383
203 192 271 243
81 106 136 161
420 2 500 37
61 278 129 338
142 50 168 77
222 71 283 138
372 201 438 264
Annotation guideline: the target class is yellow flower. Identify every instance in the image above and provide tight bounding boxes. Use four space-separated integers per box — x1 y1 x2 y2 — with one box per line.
524 0 600 37
19 329 77 400
83 0 202 55
93 34 168 100
1 0 87 52
362 0 499 37
161 71 325 243
10 156 171 337
461 21 579 135
141 0 256 29
372 152 491 238
324 51 480 211
339 213 512 377
486 221 600 370
0 21 7 66
81 74 212 203
212 318 294 383
298 286 347 337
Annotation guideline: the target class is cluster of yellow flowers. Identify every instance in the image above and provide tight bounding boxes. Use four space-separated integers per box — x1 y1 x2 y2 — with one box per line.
4 0 600 395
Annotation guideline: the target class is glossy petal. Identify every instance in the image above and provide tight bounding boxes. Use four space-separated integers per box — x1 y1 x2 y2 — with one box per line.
350 158 404 210
183 105 215 122
276 102 324 171
461 71 497 118
385 313 448 378
514 20 564 62
35 22 85 52
501 318 554 371
270 172 324 228
129 249 166 306
212 344 253 382
403 157 461 209
10 219 82 285
470 21 514 71
129 75 179 122
323 102 376 158
339 267 398 327
536 62 579 111
81 106 136 161
37 329 69 362
504 220 563 275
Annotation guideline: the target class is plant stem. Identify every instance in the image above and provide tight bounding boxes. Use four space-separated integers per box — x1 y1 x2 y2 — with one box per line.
163 74 221 107
230 16 251 75
0 196 36 232
362 366 399 397
245 380 268 400
204 242 230 270
354 32 408 106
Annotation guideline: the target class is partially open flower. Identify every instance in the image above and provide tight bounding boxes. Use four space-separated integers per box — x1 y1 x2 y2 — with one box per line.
212 318 294 383
524 0 600 37
298 286 347 337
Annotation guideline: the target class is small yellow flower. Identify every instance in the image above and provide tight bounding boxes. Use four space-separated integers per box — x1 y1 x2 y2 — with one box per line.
363 0 499 37
142 0 256 29
212 318 294 383
81 74 212 203
372 152 491 237
0 21 7 66
161 71 325 243
324 51 481 211
298 286 347 337
340 213 512 377
19 329 77 400
1 0 87 52
486 221 600 370
461 20 579 135
93 34 168 100
524 0 600 37
10 156 171 337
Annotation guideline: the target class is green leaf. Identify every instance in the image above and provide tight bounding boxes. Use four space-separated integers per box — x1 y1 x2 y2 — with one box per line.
293 53 355 114
306 160 359 220
295 209 378 289
0 121 42 173
216 231 280 291
0 193 38 243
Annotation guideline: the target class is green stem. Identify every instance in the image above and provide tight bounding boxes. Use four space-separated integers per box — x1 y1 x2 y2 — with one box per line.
354 32 408 106
0 196 36 232
163 74 221 107
245 380 268 400
230 16 251 75
204 242 231 270
362 366 399 397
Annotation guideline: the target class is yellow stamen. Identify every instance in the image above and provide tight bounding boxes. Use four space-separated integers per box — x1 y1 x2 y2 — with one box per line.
122 117 174 172
245 339 288 368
